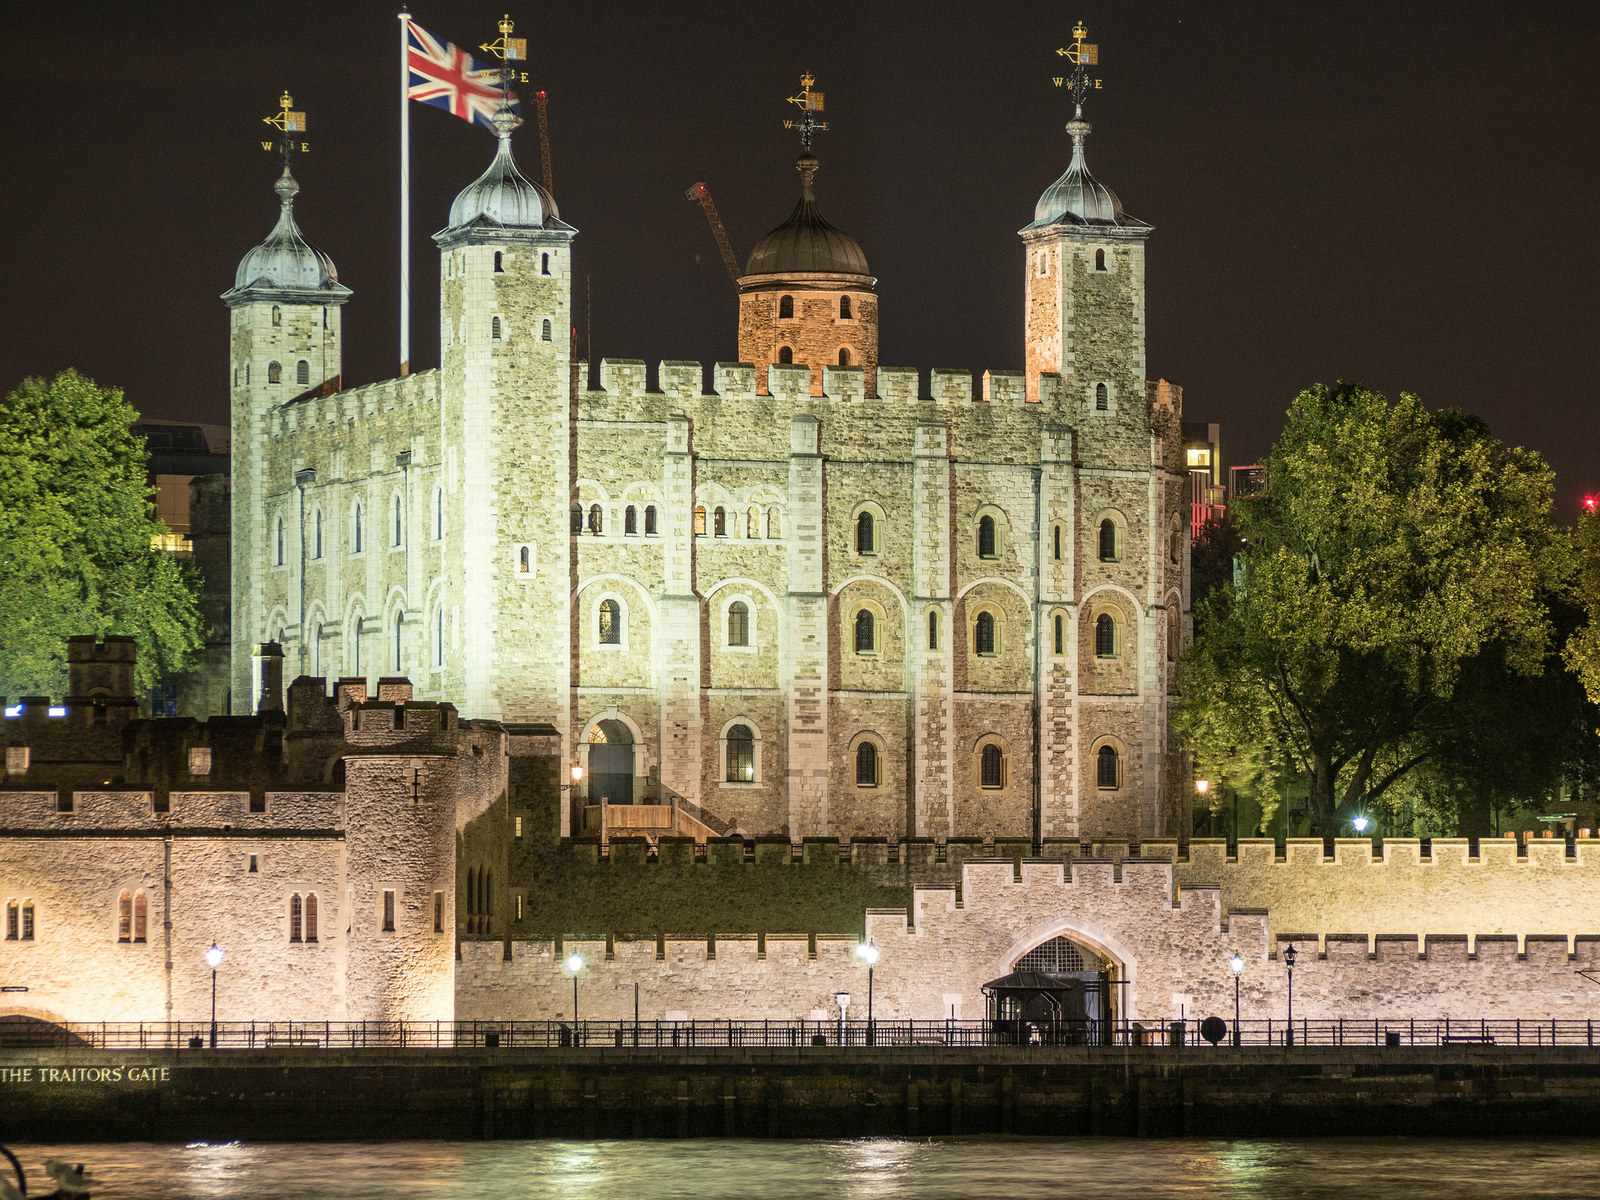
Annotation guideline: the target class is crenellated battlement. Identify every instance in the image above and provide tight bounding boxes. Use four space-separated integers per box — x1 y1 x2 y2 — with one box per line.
271 368 440 438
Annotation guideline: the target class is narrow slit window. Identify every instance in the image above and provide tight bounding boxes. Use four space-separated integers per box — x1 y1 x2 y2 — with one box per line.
644 505 658 535
20 903 33 941
928 610 939 650
728 601 750 647
588 503 603 534
1097 745 1119 789
1096 613 1116 657
314 509 323 558
1095 248 1106 271
354 503 363 552
980 744 1004 788
519 545 530 573
1095 382 1109 411
4 902 16 941
974 611 996 656
491 316 502 340
1052 525 1061 560
434 891 443 933
713 506 726 536
297 360 309 386
305 893 318 943
694 505 707 536
625 505 638 535
856 511 875 554
854 609 876 654
571 502 584 533
289 893 303 943
541 252 550 275
493 251 503 273
117 890 132 943
133 890 147 943
598 599 622 644
1054 613 1064 655
1099 519 1117 561
394 496 403 545
977 515 997 559
542 319 552 341
855 741 879 787
275 517 284 565
382 889 395 932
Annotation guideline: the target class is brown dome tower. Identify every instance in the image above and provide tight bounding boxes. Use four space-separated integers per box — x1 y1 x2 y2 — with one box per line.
737 75 877 396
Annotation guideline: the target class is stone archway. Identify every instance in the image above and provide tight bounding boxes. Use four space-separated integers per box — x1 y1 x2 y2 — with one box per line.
588 718 635 805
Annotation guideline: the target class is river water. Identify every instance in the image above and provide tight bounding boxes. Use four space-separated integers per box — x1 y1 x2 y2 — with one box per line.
11 1138 1597 1198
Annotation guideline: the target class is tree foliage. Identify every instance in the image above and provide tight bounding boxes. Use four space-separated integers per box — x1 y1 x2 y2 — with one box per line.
0 371 202 699
1177 383 1569 833
1568 506 1600 715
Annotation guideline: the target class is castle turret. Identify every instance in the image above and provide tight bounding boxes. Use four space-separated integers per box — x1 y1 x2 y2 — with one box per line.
434 106 575 725
223 163 351 711
738 77 877 397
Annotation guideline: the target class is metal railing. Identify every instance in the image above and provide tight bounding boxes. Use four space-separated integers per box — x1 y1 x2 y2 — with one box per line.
3 1017 1599 1052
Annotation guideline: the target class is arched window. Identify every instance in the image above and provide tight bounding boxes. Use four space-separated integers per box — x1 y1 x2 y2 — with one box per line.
491 316 502 340
1095 613 1116 657
393 610 404 671
436 605 445 666
980 744 1004 789
435 488 443 539
289 893 303 943
1095 382 1109 411
854 609 876 654
571 502 584 533
466 868 476 916
4 902 15 941
18 902 32 941
779 295 794 318
1170 530 1181 564
1095 248 1106 271
694 505 707 536
713 506 727 536
314 508 323 558
542 319 552 341
268 360 282 384
928 610 939 650
1167 606 1180 662
1097 745 1119 789
974 610 996 656
838 348 851 366
855 741 879 787
394 496 404 545
856 511 875 554
1052 525 1061 560
766 508 782 538
305 893 318 943
484 871 492 916
519 545 531 573
778 346 793 364
297 359 309 386
588 503 603 534
747 506 760 538
275 517 284 565
117 890 131 942
726 724 755 783
271 305 282 326
977 515 997 559
728 601 749 647
541 252 550 275
625 505 638 535
840 295 852 318
1054 613 1064 655
133 890 147 943
1099 518 1117 561
645 505 658 535
493 251 503 273
598 599 622 644
354 503 363 552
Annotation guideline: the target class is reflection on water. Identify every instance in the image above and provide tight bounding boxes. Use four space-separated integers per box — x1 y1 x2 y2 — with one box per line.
9 1137 1598 1199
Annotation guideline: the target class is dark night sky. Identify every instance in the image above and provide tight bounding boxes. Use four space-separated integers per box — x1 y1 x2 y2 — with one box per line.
5 1 1597 514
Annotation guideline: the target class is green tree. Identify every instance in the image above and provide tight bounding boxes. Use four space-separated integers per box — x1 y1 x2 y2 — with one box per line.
1568 505 1600 713
0 371 203 700
1177 383 1563 834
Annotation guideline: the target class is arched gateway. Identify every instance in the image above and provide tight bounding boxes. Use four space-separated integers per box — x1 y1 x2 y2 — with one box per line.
983 934 1115 1045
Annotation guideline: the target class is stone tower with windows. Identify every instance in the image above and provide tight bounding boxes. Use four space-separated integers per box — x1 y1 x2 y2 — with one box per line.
434 107 577 724
737 147 877 397
222 166 351 710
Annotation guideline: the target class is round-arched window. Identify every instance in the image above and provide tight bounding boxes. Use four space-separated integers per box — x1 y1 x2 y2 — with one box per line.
855 741 879 787
598 599 622 644
854 609 876 654
728 601 750 647
1097 745 1119 789
726 724 755 783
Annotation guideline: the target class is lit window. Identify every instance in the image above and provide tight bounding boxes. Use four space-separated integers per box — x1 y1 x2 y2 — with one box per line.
977 515 997 559
975 611 996 656
856 511 875 554
855 741 879 787
290 893 303 943
981 744 1004 788
268 361 282 384
20 903 33 941
728 601 749 647
4 901 16 941
117 890 132 943
1186 448 1211 469
694 505 707 536
1097 745 1119 789
598 599 622 644
854 609 876 654
133 890 147 943
588 504 603 534
305 893 318 943
1096 613 1116 657
726 724 755 783
1099 519 1117 561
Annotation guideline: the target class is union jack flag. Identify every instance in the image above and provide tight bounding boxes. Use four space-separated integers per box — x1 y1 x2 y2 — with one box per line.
406 20 521 132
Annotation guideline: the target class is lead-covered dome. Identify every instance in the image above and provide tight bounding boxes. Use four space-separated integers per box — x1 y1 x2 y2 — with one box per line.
743 152 869 277
226 169 348 298
1025 118 1142 230
446 108 558 230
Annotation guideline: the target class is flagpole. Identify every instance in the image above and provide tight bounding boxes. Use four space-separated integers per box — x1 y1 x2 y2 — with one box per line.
398 9 411 377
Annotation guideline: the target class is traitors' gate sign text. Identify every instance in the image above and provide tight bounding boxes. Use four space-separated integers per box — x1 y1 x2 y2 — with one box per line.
0 1066 171 1085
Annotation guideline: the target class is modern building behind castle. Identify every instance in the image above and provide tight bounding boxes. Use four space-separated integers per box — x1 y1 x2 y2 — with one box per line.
225 84 1190 847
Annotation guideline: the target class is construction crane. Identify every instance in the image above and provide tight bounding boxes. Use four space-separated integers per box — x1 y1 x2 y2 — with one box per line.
685 182 743 286
534 90 554 195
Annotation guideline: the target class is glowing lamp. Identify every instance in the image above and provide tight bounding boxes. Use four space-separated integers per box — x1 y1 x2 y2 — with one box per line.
1195 779 1210 796
856 943 879 965
570 765 584 783
1352 816 1370 834
1229 953 1245 976
205 944 225 969
564 951 584 975
1585 496 1597 510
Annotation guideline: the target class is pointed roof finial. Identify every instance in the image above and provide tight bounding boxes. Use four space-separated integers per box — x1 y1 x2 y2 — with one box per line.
479 13 527 129
262 90 309 187
782 72 829 155
1052 20 1101 122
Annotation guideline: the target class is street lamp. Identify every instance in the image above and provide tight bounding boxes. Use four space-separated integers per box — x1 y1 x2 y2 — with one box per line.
1195 778 1210 834
570 765 584 785
205 943 225 1049
856 943 879 1044
565 951 584 1029
1229 953 1245 1047
834 991 851 1046
1283 943 1297 1046
1352 815 1370 835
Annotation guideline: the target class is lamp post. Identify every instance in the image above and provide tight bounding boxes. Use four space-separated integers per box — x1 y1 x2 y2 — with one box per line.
565 951 584 1040
1352 815 1370 835
205 943 225 1049
835 991 851 1046
1283 943 1297 1046
856 943 879 1044
1229 953 1244 1047
1195 778 1210 835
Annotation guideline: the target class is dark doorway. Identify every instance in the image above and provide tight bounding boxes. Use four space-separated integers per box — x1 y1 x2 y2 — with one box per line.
589 719 635 805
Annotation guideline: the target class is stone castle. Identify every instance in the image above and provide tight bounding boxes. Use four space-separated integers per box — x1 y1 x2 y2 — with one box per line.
6 75 1595 1036
225 91 1188 847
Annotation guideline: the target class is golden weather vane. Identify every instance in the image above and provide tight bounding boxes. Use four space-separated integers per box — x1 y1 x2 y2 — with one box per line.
480 14 530 107
782 72 829 151
1051 20 1102 114
261 90 309 165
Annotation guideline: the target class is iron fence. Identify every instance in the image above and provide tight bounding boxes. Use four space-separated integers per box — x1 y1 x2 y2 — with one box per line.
2 1016 1599 1051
